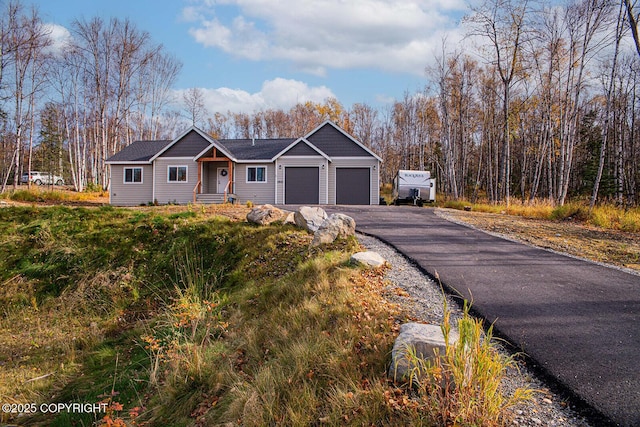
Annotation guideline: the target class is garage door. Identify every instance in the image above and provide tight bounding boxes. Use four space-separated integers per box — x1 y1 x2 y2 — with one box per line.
336 168 370 205
285 167 319 204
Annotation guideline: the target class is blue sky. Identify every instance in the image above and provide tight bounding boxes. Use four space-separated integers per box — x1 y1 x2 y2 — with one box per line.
31 0 470 114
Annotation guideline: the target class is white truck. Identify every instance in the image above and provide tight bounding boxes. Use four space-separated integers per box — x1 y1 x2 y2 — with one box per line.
392 170 436 206
20 171 65 186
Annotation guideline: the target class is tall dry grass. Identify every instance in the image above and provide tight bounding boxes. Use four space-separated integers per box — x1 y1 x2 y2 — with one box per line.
0 187 108 203
139 240 411 425
442 198 640 232
406 301 534 426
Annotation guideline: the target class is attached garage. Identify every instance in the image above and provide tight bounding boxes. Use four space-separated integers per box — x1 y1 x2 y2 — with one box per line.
108 121 381 206
336 168 371 205
285 167 319 204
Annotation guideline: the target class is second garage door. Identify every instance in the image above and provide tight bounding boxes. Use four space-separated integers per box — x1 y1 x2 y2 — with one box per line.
336 168 370 205
285 167 319 204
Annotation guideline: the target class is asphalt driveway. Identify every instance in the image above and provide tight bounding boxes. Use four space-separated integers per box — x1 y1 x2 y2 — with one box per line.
324 206 640 427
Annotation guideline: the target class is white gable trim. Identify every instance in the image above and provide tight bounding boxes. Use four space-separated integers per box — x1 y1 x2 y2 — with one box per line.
235 159 274 163
106 160 151 165
331 156 381 160
149 126 232 162
272 137 331 161
193 142 237 162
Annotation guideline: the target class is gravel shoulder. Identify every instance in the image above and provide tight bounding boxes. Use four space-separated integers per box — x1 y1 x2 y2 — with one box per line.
357 233 592 427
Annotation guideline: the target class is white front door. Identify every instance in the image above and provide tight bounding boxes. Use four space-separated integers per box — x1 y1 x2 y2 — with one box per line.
217 167 229 193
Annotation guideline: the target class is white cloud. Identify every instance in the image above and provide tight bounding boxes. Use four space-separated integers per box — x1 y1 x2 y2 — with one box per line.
190 15 268 60
175 77 336 114
185 0 468 75
43 23 72 56
180 6 203 23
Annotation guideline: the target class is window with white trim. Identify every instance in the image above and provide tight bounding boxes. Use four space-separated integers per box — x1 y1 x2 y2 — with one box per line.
168 166 188 182
124 167 142 183
247 166 267 183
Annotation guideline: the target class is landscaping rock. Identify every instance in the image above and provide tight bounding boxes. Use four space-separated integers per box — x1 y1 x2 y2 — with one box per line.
246 204 286 225
283 211 296 225
350 251 386 268
388 322 458 382
311 213 356 247
294 206 328 232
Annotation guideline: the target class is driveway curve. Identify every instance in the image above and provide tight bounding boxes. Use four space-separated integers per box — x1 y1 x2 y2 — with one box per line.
324 206 640 427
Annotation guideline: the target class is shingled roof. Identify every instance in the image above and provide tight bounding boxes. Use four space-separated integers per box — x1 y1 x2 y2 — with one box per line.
217 138 296 161
107 138 300 163
106 140 172 163
107 122 380 163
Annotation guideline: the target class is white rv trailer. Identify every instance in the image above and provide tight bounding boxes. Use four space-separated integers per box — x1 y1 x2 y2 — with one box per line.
392 170 436 206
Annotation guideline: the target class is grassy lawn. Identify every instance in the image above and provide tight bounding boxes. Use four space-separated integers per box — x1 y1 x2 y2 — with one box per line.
0 204 404 426
0 193 532 426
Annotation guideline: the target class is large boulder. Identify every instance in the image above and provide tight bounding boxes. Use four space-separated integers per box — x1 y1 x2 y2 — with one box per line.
311 213 356 247
246 204 286 225
388 322 459 382
294 206 327 232
283 211 296 225
350 251 386 268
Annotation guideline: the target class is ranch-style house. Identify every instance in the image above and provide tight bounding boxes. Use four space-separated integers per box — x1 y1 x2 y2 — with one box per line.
105 121 382 206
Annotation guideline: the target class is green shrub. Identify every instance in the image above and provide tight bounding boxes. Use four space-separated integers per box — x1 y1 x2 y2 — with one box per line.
84 182 103 193
620 208 640 232
168 210 197 220
550 203 589 221
8 190 41 202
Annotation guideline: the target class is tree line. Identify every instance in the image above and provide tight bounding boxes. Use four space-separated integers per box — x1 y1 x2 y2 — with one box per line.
0 0 182 192
1 0 639 207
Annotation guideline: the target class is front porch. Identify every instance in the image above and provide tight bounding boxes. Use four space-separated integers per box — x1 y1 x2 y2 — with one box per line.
192 147 235 204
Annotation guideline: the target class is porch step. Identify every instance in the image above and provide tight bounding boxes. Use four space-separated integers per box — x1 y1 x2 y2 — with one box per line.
195 193 234 204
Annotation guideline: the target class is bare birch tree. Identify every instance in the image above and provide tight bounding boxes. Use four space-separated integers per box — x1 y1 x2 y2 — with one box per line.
1 1 50 192
624 0 640 57
466 0 531 206
590 1 626 208
183 87 208 128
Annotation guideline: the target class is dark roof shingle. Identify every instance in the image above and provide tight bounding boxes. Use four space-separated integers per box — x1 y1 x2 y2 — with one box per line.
218 138 296 161
106 140 172 162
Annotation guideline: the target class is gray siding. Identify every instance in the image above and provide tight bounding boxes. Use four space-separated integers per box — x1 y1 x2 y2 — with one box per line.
161 130 210 157
233 163 276 205
328 158 379 204
109 164 154 206
275 157 329 204
203 161 229 193
153 158 199 204
205 162 215 194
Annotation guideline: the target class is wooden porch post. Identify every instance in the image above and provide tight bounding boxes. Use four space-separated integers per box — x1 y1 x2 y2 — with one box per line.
227 159 233 202
194 160 203 203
